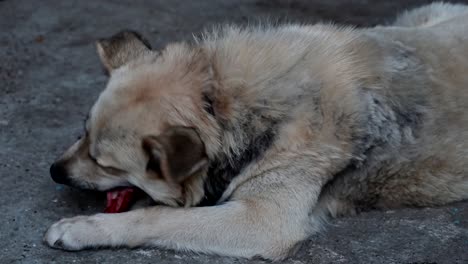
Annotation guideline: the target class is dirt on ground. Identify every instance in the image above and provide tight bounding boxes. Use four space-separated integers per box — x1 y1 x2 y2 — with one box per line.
1 0 467 263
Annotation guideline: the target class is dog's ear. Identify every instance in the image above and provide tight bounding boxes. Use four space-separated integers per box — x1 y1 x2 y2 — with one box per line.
142 127 208 183
96 30 152 73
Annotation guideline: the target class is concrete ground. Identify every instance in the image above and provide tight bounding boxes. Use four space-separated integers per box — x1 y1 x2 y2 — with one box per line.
1 0 468 263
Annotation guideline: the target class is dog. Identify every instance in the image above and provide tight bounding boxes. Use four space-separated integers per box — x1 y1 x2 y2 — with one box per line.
44 2 468 260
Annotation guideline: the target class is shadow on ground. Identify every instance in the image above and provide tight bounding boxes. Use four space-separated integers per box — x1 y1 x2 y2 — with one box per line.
1 0 467 263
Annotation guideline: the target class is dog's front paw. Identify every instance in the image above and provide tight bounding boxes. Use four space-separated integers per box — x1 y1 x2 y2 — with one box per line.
44 215 108 251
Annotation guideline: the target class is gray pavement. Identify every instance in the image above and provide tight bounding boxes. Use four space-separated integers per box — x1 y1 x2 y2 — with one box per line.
1 0 467 263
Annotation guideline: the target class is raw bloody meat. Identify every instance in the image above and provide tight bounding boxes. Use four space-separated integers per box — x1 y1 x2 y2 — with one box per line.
104 187 136 213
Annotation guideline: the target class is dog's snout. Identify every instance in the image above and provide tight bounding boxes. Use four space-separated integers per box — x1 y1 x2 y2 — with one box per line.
50 162 71 185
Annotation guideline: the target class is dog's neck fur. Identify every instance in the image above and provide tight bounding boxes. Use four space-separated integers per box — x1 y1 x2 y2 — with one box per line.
180 25 373 206
182 25 427 207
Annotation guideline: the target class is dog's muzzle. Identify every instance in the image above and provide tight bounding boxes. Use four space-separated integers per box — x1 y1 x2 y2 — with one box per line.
50 162 71 185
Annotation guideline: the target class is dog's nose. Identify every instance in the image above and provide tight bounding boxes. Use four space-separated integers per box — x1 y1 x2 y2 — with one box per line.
50 162 70 185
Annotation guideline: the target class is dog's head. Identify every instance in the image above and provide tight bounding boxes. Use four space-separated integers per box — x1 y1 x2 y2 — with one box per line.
50 31 221 206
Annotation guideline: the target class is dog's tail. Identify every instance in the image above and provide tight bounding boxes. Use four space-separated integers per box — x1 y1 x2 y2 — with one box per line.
393 2 468 27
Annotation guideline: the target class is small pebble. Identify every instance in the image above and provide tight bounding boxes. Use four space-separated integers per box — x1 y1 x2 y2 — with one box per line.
35 35 44 43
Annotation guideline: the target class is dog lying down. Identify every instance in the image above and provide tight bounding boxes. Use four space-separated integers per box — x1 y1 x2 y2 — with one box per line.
45 2 468 260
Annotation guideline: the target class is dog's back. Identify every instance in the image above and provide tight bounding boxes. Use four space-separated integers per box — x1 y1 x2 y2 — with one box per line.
393 2 468 27
317 3 468 216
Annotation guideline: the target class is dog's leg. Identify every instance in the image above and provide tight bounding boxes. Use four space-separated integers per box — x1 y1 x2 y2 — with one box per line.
44 172 326 260
44 202 301 259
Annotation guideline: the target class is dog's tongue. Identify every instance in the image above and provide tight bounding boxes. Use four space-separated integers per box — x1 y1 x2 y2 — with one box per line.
104 187 136 213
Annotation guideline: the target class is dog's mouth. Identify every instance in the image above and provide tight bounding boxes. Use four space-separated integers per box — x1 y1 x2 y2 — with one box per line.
105 187 140 213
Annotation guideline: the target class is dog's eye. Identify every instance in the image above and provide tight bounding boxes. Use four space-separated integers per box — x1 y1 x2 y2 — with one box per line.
100 165 125 175
89 152 125 174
